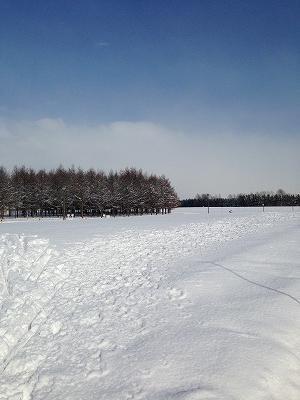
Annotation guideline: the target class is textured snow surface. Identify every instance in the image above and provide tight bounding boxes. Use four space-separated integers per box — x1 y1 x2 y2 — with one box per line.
0 207 300 399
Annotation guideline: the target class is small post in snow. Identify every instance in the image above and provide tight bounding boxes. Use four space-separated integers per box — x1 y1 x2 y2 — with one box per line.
262 203 265 212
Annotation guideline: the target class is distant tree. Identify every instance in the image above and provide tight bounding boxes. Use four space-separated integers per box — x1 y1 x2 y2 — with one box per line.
0 167 13 220
181 189 299 208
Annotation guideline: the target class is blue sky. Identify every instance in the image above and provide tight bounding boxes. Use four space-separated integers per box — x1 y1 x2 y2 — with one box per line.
0 1 299 196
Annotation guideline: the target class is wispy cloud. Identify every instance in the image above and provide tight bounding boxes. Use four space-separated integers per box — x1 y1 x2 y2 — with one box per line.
95 41 109 48
0 118 299 197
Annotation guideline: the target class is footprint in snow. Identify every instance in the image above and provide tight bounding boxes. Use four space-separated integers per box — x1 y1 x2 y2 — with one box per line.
86 368 110 380
51 321 62 335
167 287 186 301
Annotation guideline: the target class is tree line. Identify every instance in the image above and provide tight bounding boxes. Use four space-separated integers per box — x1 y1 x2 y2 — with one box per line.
0 166 179 219
181 190 300 208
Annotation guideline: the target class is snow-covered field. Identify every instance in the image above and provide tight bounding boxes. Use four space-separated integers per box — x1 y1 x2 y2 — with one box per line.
0 207 299 400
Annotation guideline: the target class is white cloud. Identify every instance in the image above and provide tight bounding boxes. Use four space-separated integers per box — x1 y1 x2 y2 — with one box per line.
0 117 299 197
95 41 109 48
35 118 66 130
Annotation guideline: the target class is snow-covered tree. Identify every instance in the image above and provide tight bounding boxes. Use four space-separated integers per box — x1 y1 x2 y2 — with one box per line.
0 166 179 218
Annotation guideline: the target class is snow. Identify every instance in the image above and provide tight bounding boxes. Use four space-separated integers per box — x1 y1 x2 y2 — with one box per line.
0 207 300 399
